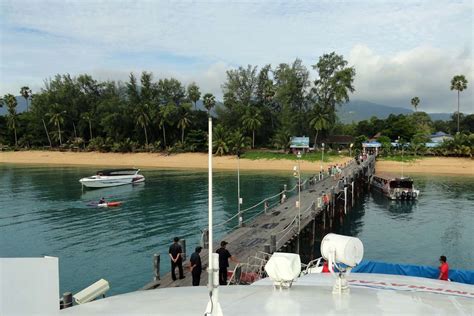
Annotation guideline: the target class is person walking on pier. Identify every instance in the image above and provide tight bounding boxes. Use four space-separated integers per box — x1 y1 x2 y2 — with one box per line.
438 255 449 281
190 246 203 286
216 241 239 285
169 237 185 281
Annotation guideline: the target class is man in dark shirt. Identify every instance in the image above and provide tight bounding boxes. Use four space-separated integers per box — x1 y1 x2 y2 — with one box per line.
189 246 203 286
216 241 238 285
168 237 184 281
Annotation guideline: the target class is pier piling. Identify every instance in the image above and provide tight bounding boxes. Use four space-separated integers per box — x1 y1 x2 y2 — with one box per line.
153 254 160 281
62 292 73 309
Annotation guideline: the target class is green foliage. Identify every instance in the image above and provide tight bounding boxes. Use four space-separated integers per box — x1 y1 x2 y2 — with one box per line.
272 129 291 151
411 97 420 112
187 82 201 109
212 124 228 156
203 93 216 114
354 135 368 151
312 52 355 124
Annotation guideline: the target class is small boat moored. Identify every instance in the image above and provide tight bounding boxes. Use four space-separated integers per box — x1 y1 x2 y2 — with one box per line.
371 173 420 200
79 168 145 188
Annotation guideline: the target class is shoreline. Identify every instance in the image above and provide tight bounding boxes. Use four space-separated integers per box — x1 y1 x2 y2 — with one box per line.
1 151 473 175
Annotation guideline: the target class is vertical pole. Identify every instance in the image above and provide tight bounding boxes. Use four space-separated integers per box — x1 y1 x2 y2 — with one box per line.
271 234 277 253
180 239 186 261
202 229 209 249
297 154 301 255
237 152 243 227
153 253 161 281
351 181 355 207
207 116 215 293
344 186 347 215
62 292 73 309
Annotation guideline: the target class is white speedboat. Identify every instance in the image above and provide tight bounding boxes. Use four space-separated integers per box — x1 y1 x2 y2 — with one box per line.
79 168 145 188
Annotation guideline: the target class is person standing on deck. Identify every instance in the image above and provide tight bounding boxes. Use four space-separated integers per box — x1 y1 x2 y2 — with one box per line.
438 255 449 281
216 241 239 285
189 246 203 286
169 237 185 281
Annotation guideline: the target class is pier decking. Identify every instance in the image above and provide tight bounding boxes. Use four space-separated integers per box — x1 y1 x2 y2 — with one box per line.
142 155 376 289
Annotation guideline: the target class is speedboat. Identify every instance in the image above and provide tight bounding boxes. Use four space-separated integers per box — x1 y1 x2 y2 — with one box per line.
371 173 420 200
79 168 145 188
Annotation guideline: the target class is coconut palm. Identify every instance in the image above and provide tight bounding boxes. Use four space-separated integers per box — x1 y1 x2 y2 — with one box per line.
20 86 32 111
309 106 330 148
135 104 150 145
242 107 263 148
81 112 94 140
187 83 201 110
203 93 216 114
47 104 66 146
158 103 176 147
411 97 420 112
450 75 468 133
4 94 18 146
177 104 191 143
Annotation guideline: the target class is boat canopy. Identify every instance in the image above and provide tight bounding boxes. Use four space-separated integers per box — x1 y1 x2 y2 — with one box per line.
96 169 139 176
389 178 413 189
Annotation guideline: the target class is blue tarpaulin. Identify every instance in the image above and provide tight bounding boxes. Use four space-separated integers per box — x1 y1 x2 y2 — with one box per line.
352 260 474 285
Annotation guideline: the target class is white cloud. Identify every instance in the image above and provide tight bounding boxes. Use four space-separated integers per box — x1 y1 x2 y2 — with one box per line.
348 45 473 113
0 0 472 113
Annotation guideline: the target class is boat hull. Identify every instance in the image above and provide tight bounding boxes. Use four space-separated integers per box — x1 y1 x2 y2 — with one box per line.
79 175 145 188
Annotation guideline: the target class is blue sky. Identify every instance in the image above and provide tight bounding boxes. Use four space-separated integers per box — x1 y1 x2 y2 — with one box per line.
0 0 472 112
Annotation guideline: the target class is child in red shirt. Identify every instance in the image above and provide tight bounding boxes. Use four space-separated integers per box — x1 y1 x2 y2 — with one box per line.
438 255 449 281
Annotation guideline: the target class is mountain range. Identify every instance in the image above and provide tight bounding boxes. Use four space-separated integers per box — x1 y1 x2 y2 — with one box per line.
1 97 452 122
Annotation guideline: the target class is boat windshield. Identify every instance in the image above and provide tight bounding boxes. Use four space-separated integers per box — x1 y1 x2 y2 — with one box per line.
389 180 413 189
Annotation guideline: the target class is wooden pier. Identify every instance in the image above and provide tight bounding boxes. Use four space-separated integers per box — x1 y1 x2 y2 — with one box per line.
142 155 376 289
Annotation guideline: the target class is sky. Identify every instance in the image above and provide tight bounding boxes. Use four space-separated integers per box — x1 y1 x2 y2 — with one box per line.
0 0 472 113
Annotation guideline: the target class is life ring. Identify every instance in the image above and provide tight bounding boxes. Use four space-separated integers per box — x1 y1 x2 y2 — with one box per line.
412 192 417 199
401 191 407 199
395 192 401 199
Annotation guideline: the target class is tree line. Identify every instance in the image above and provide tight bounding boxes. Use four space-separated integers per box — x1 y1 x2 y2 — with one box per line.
0 53 471 156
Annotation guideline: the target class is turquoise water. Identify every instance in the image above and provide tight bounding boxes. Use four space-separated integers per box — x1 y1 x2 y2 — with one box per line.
1 164 473 296
0 164 295 295
335 175 474 270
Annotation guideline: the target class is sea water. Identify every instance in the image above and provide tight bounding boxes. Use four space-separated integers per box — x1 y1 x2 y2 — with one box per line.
1 164 473 295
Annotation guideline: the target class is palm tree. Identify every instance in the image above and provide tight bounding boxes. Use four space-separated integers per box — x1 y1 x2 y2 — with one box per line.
187 83 201 110
411 97 420 112
203 93 216 115
47 104 66 146
229 129 250 155
450 75 468 133
20 86 31 111
213 124 229 156
309 106 330 148
81 112 94 140
135 104 150 145
272 129 291 151
4 94 18 146
158 103 176 147
177 105 191 143
242 107 263 148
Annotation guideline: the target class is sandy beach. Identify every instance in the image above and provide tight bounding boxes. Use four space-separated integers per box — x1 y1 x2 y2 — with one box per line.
376 157 474 176
1 151 472 175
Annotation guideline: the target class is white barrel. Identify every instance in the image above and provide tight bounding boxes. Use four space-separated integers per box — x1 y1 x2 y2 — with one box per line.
320 233 364 267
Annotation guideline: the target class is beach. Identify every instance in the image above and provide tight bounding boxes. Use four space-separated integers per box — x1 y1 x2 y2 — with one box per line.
0 151 472 175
